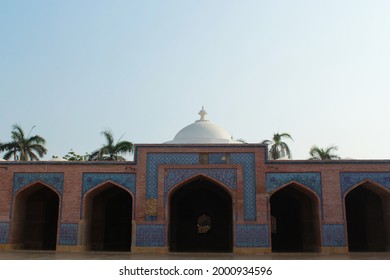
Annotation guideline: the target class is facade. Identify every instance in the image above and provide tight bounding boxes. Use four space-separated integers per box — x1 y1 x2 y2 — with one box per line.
0 109 390 253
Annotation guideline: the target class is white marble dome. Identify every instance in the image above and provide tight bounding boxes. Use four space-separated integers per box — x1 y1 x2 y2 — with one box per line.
165 107 240 144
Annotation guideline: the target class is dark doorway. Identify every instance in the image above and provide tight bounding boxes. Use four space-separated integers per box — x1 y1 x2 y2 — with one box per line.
346 183 390 252
12 185 59 250
169 178 233 252
87 186 132 251
270 184 320 252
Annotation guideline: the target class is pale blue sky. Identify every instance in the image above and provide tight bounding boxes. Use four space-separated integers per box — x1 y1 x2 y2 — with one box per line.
1 1 389 160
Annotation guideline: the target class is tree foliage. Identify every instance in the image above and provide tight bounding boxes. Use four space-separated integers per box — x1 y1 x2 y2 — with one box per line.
0 124 47 161
262 132 293 160
309 145 341 160
90 130 133 161
63 150 90 161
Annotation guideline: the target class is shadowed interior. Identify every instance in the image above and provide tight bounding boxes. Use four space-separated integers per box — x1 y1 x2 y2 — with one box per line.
12 185 59 250
346 183 390 252
169 177 233 252
270 184 320 252
85 185 132 251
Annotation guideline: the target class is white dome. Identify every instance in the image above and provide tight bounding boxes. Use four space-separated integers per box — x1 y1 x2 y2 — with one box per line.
165 107 240 144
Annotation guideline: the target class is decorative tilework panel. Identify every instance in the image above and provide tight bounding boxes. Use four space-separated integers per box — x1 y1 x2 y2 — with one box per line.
13 173 64 195
236 224 269 247
164 168 237 193
266 172 322 197
59 223 78 246
340 172 390 196
322 224 346 247
146 153 199 199
0 222 9 244
82 173 136 196
209 153 227 164
136 224 165 247
231 153 256 221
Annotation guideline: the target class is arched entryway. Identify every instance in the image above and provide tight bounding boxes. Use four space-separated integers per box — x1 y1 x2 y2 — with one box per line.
11 184 59 250
169 177 233 252
270 183 321 252
345 182 390 252
84 183 133 251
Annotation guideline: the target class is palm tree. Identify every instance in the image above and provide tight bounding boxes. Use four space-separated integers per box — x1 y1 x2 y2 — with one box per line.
261 132 293 160
90 130 133 161
309 145 341 160
0 124 47 161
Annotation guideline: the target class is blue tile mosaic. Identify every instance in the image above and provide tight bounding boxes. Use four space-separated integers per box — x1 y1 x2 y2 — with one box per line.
236 224 269 247
164 168 237 193
13 173 64 195
340 172 390 196
266 172 322 197
146 153 199 199
322 224 346 247
59 223 78 246
82 173 136 196
231 153 256 221
136 224 165 247
0 222 9 244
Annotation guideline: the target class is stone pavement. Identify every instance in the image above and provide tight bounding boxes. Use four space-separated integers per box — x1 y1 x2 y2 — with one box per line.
1 250 390 260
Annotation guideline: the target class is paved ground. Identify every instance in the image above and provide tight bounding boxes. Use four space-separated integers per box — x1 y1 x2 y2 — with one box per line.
1 250 390 260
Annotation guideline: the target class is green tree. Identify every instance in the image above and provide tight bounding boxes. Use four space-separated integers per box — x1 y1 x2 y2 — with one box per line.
63 149 90 161
0 124 47 161
91 130 133 161
309 145 341 160
261 132 293 159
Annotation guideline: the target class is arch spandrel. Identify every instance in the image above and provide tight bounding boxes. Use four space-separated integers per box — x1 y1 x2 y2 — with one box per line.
266 172 322 198
164 168 237 197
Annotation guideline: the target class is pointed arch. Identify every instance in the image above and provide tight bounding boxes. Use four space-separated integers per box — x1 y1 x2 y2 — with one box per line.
11 181 60 250
269 182 321 252
83 181 133 251
168 175 233 252
166 173 234 201
344 180 390 252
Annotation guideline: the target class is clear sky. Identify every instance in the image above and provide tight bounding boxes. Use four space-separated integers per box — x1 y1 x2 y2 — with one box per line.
1 0 389 160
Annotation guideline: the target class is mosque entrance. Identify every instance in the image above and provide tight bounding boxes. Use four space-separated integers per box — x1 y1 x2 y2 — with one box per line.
85 184 132 251
345 182 390 252
11 184 59 250
169 178 233 252
270 184 320 252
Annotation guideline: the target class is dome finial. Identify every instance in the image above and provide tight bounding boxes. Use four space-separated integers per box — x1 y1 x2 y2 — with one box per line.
198 106 207 122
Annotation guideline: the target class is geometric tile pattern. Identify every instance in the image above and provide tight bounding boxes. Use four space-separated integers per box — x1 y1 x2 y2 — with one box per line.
13 173 64 195
82 173 136 196
231 153 256 221
235 224 269 247
136 224 165 247
0 222 9 244
266 172 322 197
146 153 199 199
322 224 347 247
340 172 390 197
164 168 237 193
58 223 78 246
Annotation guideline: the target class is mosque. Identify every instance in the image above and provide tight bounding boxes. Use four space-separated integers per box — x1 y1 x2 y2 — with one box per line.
0 107 390 254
